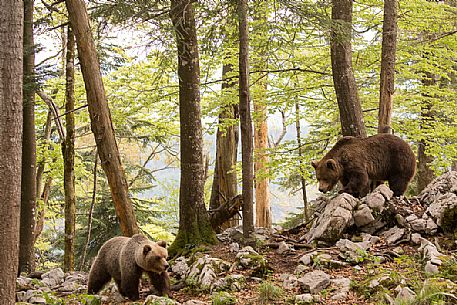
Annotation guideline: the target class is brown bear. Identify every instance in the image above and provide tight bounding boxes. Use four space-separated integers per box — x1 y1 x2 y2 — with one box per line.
311 133 416 198
87 234 170 301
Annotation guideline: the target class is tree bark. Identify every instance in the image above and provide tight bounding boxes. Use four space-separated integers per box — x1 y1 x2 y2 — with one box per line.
62 27 76 272
65 0 139 236
252 0 271 229
0 0 23 300
417 74 436 193
168 0 216 255
417 139 435 192
35 176 52 241
330 0 366 138
295 102 309 221
209 63 239 230
378 0 398 134
238 0 254 239
36 110 52 198
19 0 37 275
80 149 98 270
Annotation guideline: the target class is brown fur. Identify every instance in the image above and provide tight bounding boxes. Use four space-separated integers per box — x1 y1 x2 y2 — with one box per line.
311 134 416 198
87 234 170 301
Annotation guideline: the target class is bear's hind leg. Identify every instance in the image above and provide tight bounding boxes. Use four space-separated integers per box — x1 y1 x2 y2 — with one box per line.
148 271 170 296
87 260 111 294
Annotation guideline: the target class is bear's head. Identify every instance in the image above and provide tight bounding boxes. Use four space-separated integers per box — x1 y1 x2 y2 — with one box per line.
311 158 341 193
135 239 169 274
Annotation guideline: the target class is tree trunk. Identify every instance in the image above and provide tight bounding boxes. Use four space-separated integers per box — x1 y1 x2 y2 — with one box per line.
35 177 52 241
80 149 98 270
168 0 216 255
238 0 254 239
36 110 52 198
62 27 76 272
378 0 398 134
330 0 366 138
65 0 139 236
295 102 309 222
209 63 239 230
417 139 435 192
252 0 271 229
19 0 37 275
0 0 23 300
253 93 271 228
417 74 436 193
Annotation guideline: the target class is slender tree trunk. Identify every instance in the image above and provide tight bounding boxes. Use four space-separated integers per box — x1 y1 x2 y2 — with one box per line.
169 0 216 255
80 149 98 270
295 102 308 222
35 176 52 241
330 0 366 137
65 0 139 236
378 0 398 134
238 0 254 239
417 139 435 192
253 89 271 228
36 111 52 198
62 27 76 272
252 0 271 229
209 63 239 230
417 74 435 192
19 0 36 274
0 0 23 300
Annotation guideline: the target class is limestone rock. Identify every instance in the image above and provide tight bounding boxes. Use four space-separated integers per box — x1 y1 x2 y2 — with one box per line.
182 301 208 305
298 270 330 294
41 268 65 288
277 241 291 254
144 295 180 305
395 287 416 303
212 274 246 292
187 255 231 291
295 293 314 304
426 193 457 233
235 247 268 273
381 227 405 245
299 252 317 266
172 256 189 279
229 242 240 253
305 193 359 243
419 171 457 205
336 239 369 263
353 204 375 227
330 277 351 300
280 273 298 290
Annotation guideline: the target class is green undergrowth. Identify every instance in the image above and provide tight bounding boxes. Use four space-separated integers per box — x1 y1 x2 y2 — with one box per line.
258 281 284 305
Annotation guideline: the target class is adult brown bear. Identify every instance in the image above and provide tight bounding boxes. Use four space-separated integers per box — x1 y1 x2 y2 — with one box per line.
311 134 416 198
87 234 170 300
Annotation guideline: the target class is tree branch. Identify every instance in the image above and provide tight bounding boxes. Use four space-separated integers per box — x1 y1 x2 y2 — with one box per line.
37 91 65 142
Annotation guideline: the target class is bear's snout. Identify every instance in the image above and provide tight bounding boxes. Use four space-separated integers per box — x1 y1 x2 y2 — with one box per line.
318 187 327 193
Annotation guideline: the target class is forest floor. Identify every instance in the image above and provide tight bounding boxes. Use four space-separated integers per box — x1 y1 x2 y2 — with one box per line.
120 227 457 305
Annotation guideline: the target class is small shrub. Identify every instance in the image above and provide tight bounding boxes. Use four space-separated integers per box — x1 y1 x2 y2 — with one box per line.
211 291 237 305
258 281 284 304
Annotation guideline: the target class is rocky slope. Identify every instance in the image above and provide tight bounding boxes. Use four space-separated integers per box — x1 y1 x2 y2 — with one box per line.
16 171 457 305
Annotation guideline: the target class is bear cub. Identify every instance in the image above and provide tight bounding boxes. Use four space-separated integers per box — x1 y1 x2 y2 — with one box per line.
87 234 170 301
311 133 416 198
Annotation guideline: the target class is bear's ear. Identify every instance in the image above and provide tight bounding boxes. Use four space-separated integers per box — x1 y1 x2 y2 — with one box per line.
143 244 152 255
311 160 319 169
157 240 167 248
326 159 337 171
